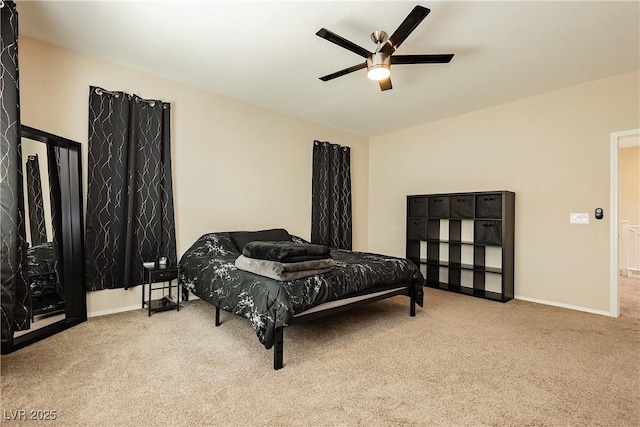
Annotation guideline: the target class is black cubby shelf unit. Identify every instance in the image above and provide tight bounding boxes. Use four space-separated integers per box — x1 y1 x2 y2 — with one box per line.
406 191 515 302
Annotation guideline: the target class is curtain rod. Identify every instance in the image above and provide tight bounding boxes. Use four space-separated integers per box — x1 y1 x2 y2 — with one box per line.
94 87 169 109
314 140 349 151
94 87 120 97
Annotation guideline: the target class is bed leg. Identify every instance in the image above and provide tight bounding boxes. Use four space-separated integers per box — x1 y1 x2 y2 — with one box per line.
274 327 284 370
215 306 221 326
410 287 416 317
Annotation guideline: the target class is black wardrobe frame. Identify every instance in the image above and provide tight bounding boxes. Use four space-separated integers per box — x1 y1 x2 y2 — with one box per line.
1 126 87 354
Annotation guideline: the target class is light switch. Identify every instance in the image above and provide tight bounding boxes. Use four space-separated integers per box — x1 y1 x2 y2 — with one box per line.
570 213 589 224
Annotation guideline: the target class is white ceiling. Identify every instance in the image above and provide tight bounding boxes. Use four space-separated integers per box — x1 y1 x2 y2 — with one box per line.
16 1 640 138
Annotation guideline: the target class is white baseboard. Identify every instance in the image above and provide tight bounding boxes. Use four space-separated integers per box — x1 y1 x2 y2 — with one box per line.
514 295 612 317
88 305 142 318
87 294 200 318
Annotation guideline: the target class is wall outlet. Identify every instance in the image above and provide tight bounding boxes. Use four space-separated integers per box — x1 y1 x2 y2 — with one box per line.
570 213 589 224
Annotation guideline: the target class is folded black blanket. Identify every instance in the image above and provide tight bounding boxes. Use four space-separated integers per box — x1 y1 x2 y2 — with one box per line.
242 241 331 263
235 255 335 281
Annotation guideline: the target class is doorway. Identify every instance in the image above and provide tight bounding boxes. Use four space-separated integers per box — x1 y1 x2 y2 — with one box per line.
610 129 640 318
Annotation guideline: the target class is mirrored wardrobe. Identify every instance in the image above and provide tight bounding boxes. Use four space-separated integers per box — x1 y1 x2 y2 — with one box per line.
1 126 86 354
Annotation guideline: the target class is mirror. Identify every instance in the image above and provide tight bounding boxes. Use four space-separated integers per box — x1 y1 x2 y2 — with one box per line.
18 139 64 330
2 126 86 353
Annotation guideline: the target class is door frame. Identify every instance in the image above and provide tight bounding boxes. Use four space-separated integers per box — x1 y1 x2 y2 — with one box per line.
610 128 640 317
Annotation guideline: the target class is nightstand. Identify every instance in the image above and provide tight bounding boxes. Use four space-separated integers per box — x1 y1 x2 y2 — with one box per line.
142 264 180 317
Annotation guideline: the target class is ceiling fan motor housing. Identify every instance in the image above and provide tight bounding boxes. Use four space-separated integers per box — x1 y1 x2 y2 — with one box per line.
367 52 390 71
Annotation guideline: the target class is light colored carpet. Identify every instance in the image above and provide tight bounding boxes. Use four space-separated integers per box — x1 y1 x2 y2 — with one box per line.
1 288 638 426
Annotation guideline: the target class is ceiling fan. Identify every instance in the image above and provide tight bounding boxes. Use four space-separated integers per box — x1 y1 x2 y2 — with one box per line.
316 5 454 91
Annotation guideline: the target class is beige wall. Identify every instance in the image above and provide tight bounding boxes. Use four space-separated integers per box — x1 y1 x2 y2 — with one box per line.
369 71 640 314
618 145 640 275
19 38 369 315
619 146 640 225
18 36 640 316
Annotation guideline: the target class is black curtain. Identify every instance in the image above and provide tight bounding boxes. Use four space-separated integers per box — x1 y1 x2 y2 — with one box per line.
1 0 31 342
26 155 47 246
85 86 176 291
311 140 352 250
47 146 63 296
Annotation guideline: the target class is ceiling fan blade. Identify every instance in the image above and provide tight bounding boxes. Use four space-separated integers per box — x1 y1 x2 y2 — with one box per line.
379 78 392 91
380 6 430 55
316 28 372 58
319 62 367 81
391 54 454 64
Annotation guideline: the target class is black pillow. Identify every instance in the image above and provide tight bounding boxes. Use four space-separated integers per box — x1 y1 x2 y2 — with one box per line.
229 228 293 252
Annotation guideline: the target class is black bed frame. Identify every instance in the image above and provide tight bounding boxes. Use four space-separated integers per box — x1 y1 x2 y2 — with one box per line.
213 283 417 370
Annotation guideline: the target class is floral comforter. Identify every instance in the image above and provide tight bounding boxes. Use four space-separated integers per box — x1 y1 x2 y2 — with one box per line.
179 232 424 348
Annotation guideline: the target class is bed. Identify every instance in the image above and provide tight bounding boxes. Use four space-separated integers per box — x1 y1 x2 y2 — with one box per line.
178 229 424 369
27 241 65 319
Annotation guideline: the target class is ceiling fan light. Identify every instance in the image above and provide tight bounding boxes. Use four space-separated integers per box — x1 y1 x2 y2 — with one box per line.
366 52 391 81
367 65 390 81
